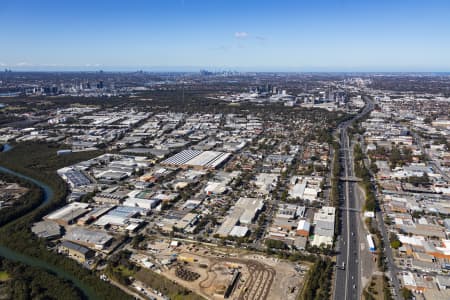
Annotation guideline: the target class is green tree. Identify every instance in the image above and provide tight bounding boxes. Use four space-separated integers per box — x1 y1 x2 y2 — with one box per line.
401 287 414 300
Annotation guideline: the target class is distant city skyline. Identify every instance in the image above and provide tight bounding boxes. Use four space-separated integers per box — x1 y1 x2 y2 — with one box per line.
2 0 450 71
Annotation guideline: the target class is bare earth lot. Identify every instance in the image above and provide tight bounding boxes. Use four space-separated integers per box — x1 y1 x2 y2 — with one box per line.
146 241 308 300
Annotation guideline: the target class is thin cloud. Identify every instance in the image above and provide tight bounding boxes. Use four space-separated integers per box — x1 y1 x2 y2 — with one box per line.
234 31 249 39
16 61 32 66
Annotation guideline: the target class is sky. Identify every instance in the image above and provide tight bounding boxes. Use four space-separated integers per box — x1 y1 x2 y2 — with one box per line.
1 0 450 71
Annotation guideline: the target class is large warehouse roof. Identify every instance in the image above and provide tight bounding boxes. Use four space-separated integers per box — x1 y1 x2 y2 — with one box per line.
64 227 112 249
161 150 231 169
162 150 202 165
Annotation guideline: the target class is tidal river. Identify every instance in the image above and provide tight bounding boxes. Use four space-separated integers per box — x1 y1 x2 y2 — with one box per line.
0 164 97 299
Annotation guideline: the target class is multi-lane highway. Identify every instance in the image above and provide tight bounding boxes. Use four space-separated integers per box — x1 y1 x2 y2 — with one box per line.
334 98 373 300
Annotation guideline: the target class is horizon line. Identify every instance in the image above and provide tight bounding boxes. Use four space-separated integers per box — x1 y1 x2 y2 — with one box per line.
3 67 450 74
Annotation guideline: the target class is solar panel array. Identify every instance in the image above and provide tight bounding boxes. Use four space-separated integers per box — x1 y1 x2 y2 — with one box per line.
161 150 202 166
65 169 91 187
161 150 231 169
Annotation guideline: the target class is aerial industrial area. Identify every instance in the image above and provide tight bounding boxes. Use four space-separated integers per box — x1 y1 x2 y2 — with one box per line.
0 71 450 300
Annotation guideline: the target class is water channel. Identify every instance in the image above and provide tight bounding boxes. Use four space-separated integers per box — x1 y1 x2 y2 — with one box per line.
0 163 97 299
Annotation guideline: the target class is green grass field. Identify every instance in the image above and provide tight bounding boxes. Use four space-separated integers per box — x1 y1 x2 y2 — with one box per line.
115 265 135 277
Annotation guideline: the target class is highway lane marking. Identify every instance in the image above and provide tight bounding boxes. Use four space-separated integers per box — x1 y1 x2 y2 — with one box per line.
344 131 351 300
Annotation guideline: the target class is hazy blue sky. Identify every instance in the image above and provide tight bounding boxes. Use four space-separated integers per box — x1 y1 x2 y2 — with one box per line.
1 0 450 71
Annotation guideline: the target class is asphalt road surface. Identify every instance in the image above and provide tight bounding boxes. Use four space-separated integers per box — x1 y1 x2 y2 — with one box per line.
334 99 373 300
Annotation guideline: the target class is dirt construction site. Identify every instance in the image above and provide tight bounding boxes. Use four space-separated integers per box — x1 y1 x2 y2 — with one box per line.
150 241 308 300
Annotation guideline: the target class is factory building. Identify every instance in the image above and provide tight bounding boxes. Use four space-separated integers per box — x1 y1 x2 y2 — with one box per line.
123 189 161 210
77 206 114 226
57 167 92 189
44 202 90 226
59 241 94 263
216 197 264 237
161 150 231 169
31 220 62 239
63 227 113 250
94 206 146 231
93 193 126 205
311 206 335 247
296 220 311 237
254 173 278 194
229 226 249 238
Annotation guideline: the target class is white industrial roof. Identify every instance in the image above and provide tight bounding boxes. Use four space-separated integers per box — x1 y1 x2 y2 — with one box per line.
311 235 333 247
229 226 249 237
64 227 112 246
123 198 157 210
398 234 425 247
45 202 89 220
402 272 416 287
94 214 127 226
297 220 310 232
